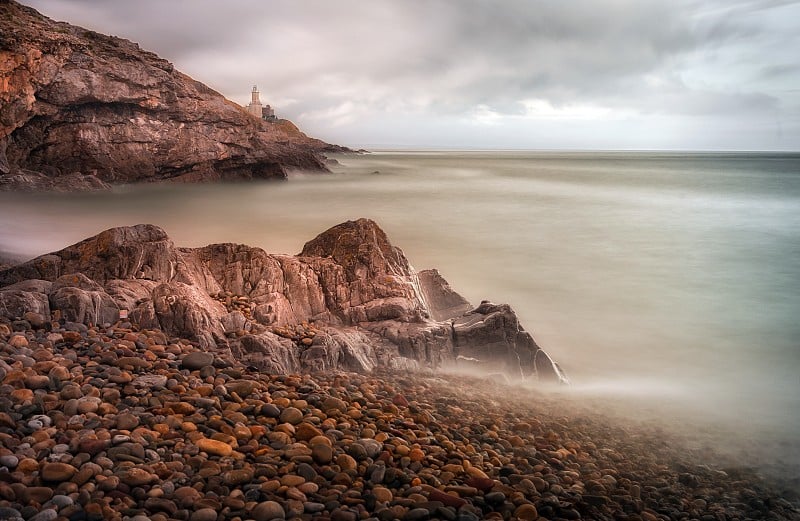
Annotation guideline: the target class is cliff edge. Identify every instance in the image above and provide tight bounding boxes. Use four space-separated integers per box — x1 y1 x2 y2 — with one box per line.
0 0 343 191
0 219 568 384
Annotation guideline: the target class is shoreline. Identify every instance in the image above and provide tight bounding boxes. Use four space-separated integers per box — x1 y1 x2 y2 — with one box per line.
1 320 797 521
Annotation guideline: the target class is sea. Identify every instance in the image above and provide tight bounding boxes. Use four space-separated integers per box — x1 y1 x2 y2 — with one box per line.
1 150 798 472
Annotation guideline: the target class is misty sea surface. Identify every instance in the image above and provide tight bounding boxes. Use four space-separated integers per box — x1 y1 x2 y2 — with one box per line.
1 150 799 471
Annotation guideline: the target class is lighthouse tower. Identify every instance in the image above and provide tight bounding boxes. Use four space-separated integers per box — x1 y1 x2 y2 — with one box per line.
246 85 263 118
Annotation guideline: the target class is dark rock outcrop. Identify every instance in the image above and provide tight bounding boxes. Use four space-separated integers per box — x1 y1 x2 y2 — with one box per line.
0 219 568 383
0 1 344 190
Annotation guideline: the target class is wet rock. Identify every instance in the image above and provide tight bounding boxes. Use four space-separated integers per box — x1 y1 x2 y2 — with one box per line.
280 406 304 425
121 468 157 487
181 351 215 370
252 500 286 521
28 510 58 521
1 220 565 382
115 412 140 430
197 438 233 457
191 508 219 521
41 462 77 482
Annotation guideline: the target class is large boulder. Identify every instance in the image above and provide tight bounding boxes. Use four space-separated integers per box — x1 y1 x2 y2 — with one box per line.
0 220 567 383
0 288 50 319
0 224 178 286
417 268 472 321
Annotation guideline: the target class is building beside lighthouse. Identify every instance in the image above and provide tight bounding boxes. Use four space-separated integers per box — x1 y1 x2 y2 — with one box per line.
246 85 276 121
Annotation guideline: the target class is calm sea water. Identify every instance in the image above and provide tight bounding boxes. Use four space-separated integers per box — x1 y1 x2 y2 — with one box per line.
1 151 799 443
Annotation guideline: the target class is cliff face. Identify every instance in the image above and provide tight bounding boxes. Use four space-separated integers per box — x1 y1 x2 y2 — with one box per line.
0 1 341 189
0 219 568 384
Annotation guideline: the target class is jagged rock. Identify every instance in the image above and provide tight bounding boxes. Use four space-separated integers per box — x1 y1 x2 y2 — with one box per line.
237 333 300 374
0 219 568 383
49 286 118 326
0 224 179 287
151 282 222 348
0 288 50 319
417 268 472 321
0 1 344 191
0 170 110 191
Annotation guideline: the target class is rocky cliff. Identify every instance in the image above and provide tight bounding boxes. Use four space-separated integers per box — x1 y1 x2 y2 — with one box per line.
0 0 343 191
0 219 567 383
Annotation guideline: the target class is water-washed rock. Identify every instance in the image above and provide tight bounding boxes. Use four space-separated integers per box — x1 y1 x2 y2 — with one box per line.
197 438 233 457
0 220 566 382
181 351 215 370
252 500 286 521
0 318 794 521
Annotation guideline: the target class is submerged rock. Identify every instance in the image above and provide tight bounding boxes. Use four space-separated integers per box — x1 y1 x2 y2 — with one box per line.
0 219 567 383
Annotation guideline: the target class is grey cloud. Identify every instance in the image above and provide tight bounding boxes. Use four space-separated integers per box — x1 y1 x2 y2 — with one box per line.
22 0 800 149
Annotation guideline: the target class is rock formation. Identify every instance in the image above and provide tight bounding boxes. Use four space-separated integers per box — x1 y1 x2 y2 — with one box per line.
0 219 568 383
0 1 344 191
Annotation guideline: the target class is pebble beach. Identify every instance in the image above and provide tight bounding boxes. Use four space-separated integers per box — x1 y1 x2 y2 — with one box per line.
1 317 797 521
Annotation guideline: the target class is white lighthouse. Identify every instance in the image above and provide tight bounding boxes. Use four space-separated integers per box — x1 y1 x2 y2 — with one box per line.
246 85 263 117
246 85 276 120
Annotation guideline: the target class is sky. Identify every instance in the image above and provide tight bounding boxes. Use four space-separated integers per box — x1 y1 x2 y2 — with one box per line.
25 0 800 151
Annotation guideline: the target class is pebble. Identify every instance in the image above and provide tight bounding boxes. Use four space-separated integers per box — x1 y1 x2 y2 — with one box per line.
514 504 538 521
0 455 19 468
279 406 304 425
41 462 77 482
197 438 233 457
312 443 334 464
0 322 793 521
372 486 393 503
28 510 58 521
190 508 219 521
0 507 22 521
252 500 286 521
181 351 215 370
404 508 431 521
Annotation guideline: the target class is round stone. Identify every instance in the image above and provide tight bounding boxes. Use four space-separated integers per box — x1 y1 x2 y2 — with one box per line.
261 403 281 417
222 468 254 486
190 508 219 521
121 468 157 486
28 510 58 521
336 454 357 471
357 438 383 458
312 444 333 464
46 495 74 509
409 448 425 462
181 351 215 370
404 508 430 521
115 412 139 430
279 407 303 425
24 487 54 503
41 462 77 482
0 508 22 521
322 396 347 414
9 335 28 348
252 500 285 521
514 504 538 521
0 455 19 468
372 486 393 503
197 438 233 457
295 422 323 441
485 491 506 505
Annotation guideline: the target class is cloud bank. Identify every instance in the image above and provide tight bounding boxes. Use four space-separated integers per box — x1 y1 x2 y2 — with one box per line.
25 0 800 149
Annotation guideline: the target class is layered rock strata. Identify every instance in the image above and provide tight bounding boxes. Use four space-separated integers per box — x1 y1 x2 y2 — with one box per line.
0 0 342 190
0 219 567 383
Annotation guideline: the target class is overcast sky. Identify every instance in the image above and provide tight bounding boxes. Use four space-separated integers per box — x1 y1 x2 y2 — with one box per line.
26 0 800 150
